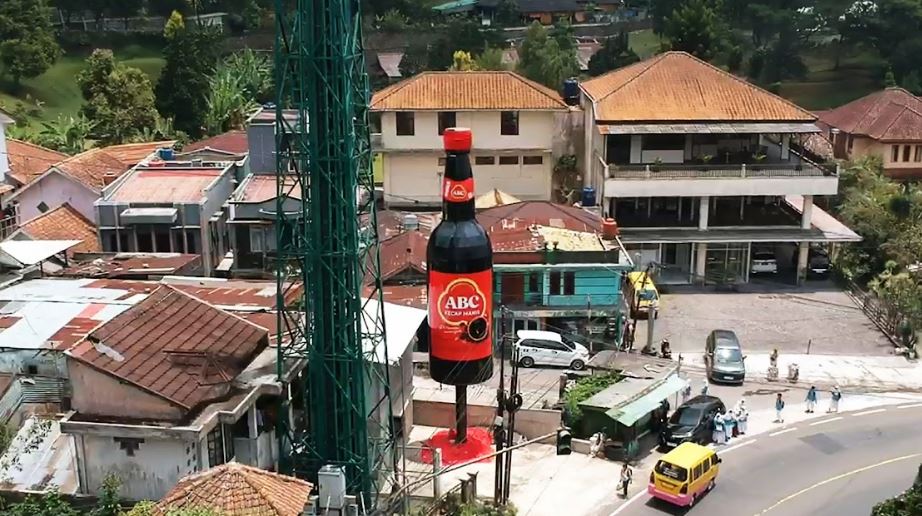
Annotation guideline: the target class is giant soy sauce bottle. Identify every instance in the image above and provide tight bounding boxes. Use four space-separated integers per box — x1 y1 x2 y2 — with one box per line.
427 127 494 385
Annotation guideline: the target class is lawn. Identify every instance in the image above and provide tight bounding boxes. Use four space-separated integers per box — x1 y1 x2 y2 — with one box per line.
0 47 165 128
779 45 885 110
629 29 662 59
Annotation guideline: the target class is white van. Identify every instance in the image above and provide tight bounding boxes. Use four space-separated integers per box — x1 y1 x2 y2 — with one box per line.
513 330 590 370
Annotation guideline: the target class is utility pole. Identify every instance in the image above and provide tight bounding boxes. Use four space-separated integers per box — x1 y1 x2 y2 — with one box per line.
494 307 508 505
503 346 521 503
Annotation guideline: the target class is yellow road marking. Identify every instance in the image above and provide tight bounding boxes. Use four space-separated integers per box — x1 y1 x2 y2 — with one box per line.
755 452 922 515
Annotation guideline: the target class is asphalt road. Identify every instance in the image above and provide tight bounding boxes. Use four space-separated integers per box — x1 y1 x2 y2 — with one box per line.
610 404 922 516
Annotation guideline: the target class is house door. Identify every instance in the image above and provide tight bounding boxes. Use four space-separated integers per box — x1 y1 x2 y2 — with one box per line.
501 273 526 304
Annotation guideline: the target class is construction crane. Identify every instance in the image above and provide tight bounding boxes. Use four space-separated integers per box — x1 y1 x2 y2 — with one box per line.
273 0 398 510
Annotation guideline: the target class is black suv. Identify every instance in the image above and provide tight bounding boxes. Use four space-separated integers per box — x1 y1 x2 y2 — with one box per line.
660 395 725 448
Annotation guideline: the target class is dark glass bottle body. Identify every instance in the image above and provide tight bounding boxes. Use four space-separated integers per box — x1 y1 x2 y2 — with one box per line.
427 149 494 385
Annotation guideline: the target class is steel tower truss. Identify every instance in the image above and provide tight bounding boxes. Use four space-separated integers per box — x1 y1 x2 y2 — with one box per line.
274 0 397 506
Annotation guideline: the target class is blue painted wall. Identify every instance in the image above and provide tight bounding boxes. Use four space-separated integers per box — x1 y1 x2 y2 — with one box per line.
494 266 625 308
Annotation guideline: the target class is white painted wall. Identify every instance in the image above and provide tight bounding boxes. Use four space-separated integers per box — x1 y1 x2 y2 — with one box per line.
14 171 97 221
0 118 9 181
603 175 839 198
379 111 556 151
383 151 552 207
76 433 198 501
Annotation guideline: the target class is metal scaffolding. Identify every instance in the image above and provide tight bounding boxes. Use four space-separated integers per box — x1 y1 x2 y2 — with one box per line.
273 0 397 508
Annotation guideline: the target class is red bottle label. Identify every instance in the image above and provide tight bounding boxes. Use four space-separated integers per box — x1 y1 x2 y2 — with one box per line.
428 269 493 362
443 178 474 203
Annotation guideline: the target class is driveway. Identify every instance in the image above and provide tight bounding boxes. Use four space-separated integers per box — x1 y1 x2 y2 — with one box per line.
632 281 892 356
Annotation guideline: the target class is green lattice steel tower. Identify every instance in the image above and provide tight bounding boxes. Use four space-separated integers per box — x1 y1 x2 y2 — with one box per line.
273 0 397 506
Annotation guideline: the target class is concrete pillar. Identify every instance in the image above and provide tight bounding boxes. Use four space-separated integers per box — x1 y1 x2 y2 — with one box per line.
695 243 707 281
630 135 642 163
247 406 259 439
698 196 710 230
781 134 791 160
684 134 693 160
801 195 813 230
797 242 809 285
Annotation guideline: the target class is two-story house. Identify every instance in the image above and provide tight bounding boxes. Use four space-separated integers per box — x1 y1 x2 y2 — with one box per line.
370 71 570 208
581 52 860 285
94 159 239 275
817 88 922 180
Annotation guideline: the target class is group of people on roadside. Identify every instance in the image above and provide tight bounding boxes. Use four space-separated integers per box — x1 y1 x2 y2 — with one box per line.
712 399 748 445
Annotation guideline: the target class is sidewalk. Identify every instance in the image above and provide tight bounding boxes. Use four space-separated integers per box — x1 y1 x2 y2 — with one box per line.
678 352 922 392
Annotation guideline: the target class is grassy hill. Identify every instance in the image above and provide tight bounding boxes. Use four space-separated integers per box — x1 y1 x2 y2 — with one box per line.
0 45 165 129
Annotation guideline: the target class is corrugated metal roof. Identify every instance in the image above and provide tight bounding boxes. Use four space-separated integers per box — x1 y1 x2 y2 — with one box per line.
377 52 404 79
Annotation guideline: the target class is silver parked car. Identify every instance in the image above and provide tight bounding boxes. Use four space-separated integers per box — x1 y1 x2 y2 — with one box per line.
705 329 746 384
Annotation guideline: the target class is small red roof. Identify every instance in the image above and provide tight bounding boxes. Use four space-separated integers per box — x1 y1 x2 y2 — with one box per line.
54 141 174 191
476 201 602 233
818 88 922 141
18 203 99 255
184 130 249 154
6 140 68 186
155 462 312 516
68 285 268 412
378 230 428 281
109 168 224 203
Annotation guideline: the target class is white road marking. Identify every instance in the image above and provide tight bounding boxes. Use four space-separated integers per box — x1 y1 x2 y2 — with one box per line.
769 428 797 437
608 489 647 516
852 408 886 417
754 452 922 515
721 438 757 454
809 417 843 426
896 402 922 409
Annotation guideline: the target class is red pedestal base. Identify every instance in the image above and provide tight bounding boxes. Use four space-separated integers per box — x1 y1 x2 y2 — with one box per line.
420 427 493 466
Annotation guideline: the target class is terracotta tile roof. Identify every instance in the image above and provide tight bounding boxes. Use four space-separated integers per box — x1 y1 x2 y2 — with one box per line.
154 462 312 516
109 168 224 203
581 52 815 123
68 285 268 412
5 140 67 186
819 88 922 141
53 141 174 191
18 203 99 255
371 71 568 111
378 230 428 281
185 130 249 154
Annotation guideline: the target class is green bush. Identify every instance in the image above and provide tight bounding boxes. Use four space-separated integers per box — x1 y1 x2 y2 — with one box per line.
563 372 622 428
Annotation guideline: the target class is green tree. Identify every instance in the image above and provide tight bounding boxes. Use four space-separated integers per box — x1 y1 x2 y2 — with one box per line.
1 490 80 516
427 19 502 70
90 474 122 516
665 0 725 59
35 114 95 154
475 47 507 71
651 0 683 35
495 0 521 26
450 50 477 71
164 10 186 39
400 40 429 76
156 24 222 138
122 501 224 515
517 21 579 88
76 49 160 145
222 49 273 103
587 31 640 76
0 0 61 86
204 67 259 135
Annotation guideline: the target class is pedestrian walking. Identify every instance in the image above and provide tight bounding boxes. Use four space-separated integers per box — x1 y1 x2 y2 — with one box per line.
619 463 633 498
805 386 818 413
735 400 749 434
712 411 725 445
700 380 709 396
828 386 842 413
775 393 785 423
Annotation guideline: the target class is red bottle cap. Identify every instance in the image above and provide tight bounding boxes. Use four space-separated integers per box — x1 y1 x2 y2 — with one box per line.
443 127 472 152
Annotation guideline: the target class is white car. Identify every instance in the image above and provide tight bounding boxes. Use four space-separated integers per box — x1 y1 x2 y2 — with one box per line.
751 250 778 274
513 330 590 370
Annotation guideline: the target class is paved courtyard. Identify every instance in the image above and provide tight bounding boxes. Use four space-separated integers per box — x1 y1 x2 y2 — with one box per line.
634 281 893 356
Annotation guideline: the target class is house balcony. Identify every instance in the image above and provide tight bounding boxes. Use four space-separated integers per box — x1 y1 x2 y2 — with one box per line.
601 158 839 198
